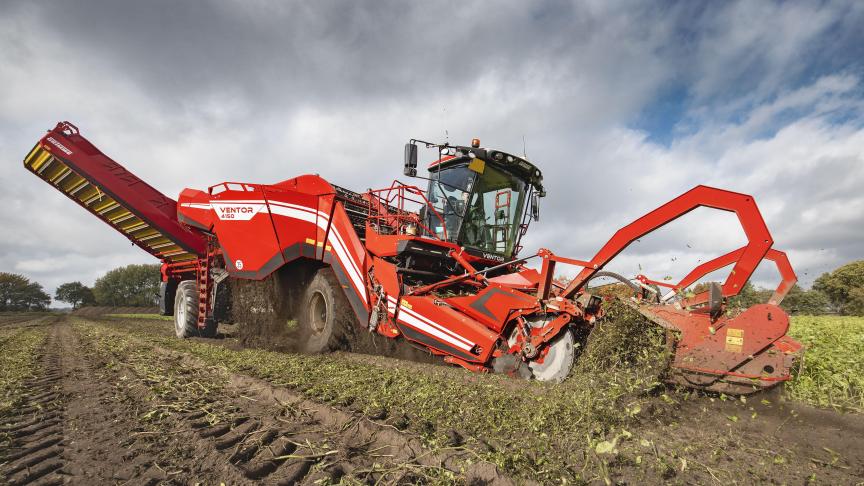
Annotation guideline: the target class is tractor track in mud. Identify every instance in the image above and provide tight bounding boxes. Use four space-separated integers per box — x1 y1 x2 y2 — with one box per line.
1 316 508 485
1 322 66 486
88 313 864 485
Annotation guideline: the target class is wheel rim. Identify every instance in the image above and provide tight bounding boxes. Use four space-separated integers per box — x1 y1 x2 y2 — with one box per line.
175 295 186 335
528 330 575 383
308 291 328 334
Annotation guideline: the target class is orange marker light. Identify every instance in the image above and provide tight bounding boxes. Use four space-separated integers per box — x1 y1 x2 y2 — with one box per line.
471 138 480 148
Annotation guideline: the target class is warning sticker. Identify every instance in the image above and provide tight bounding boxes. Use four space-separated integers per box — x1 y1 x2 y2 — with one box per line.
725 328 744 353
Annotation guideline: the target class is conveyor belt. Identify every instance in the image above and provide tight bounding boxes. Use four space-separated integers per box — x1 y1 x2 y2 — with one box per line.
23 122 206 263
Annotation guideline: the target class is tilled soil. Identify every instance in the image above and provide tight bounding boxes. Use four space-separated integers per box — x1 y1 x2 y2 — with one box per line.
3 315 864 485
0 317 508 485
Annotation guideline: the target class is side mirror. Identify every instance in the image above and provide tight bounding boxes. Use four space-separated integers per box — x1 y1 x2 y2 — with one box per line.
404 143 418 177
531 193 540 221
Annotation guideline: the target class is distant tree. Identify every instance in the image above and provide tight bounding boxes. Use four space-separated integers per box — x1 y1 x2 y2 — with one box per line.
93 264 161 307
0 272 51 311
54 281 96 309
813 260 864 315
726 281 772 310
779 284 830 315
846 286 864 317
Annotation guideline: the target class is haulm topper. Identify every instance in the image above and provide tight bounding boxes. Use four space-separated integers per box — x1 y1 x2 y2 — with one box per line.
24 121 802 393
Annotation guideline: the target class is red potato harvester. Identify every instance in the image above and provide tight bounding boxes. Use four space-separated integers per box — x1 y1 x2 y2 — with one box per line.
24 122 802 394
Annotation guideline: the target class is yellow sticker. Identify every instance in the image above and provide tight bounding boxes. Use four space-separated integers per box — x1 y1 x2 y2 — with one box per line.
400 299 413 310
305 238 316 245
725 328 744 353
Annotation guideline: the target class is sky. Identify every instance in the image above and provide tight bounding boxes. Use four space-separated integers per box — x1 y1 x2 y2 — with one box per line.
1 0 862 303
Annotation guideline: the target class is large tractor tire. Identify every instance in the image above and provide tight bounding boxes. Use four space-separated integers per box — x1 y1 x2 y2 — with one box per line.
296 268 356 353
173 280 217 338
231 263 434 361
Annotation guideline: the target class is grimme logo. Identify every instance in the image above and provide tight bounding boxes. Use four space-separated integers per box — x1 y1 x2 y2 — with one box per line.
46 137 73 155
213 203 264 221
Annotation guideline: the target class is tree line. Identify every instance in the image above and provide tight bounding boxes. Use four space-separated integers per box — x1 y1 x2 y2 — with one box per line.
0 273 51 311
729 260 864 316
0 263 161 311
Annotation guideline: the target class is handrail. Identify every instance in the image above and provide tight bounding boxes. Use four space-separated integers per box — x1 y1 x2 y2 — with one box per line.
365 180 449 239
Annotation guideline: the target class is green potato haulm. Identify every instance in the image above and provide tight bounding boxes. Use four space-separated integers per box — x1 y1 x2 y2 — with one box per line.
0 325 47 447
787 315 864 412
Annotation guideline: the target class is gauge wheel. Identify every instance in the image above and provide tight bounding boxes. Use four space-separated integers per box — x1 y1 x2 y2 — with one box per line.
527 329 576 383
174 281 199 338
173 280 217 338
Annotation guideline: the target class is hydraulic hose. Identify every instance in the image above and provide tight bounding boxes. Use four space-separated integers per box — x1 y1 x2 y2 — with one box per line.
587 271 661 303
586 271 640 291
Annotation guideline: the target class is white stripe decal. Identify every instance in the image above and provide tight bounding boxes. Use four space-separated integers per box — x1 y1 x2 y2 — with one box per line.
201 197 474 350
268 200 365 279
267 203 366 304
387 296 474 348
396 311 473 351
268 204 317 224
268 200 471 350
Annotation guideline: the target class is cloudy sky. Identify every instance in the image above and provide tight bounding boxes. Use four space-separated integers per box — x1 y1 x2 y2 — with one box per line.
1 0 862 302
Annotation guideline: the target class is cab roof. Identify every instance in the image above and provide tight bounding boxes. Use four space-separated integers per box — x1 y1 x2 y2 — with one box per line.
428 144 544 192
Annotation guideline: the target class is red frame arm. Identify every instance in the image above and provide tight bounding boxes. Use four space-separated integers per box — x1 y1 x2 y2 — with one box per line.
561 186 773 304
670 247 797 306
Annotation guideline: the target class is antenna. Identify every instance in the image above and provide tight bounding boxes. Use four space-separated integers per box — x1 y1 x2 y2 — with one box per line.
443 106 449 144
522 135 527 158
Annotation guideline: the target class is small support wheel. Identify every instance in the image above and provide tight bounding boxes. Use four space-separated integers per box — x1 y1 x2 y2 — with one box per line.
174 281 198 338
174 281 217 338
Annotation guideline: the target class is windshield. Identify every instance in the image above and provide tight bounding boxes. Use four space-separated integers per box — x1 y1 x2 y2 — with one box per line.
425 164 474 240
460 165 527 256
425 162 528 257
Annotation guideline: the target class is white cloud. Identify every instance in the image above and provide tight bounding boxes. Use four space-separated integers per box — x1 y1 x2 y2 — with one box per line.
1 0 862 304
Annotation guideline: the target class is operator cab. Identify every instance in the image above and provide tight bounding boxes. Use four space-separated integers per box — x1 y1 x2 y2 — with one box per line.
405 139 544 262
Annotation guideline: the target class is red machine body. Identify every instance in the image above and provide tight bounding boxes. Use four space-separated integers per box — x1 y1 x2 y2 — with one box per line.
24 122 803 394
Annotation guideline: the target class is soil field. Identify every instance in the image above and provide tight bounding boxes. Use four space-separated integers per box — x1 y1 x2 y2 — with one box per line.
1 313 863 485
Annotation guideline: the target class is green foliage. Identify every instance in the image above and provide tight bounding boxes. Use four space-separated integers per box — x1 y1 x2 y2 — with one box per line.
846 286 864 317
54 281 95 309
0 272 51 311
93 264 161 307
780 284 830 315
727 281 771 311
787 315 864 412
814 260 864 315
